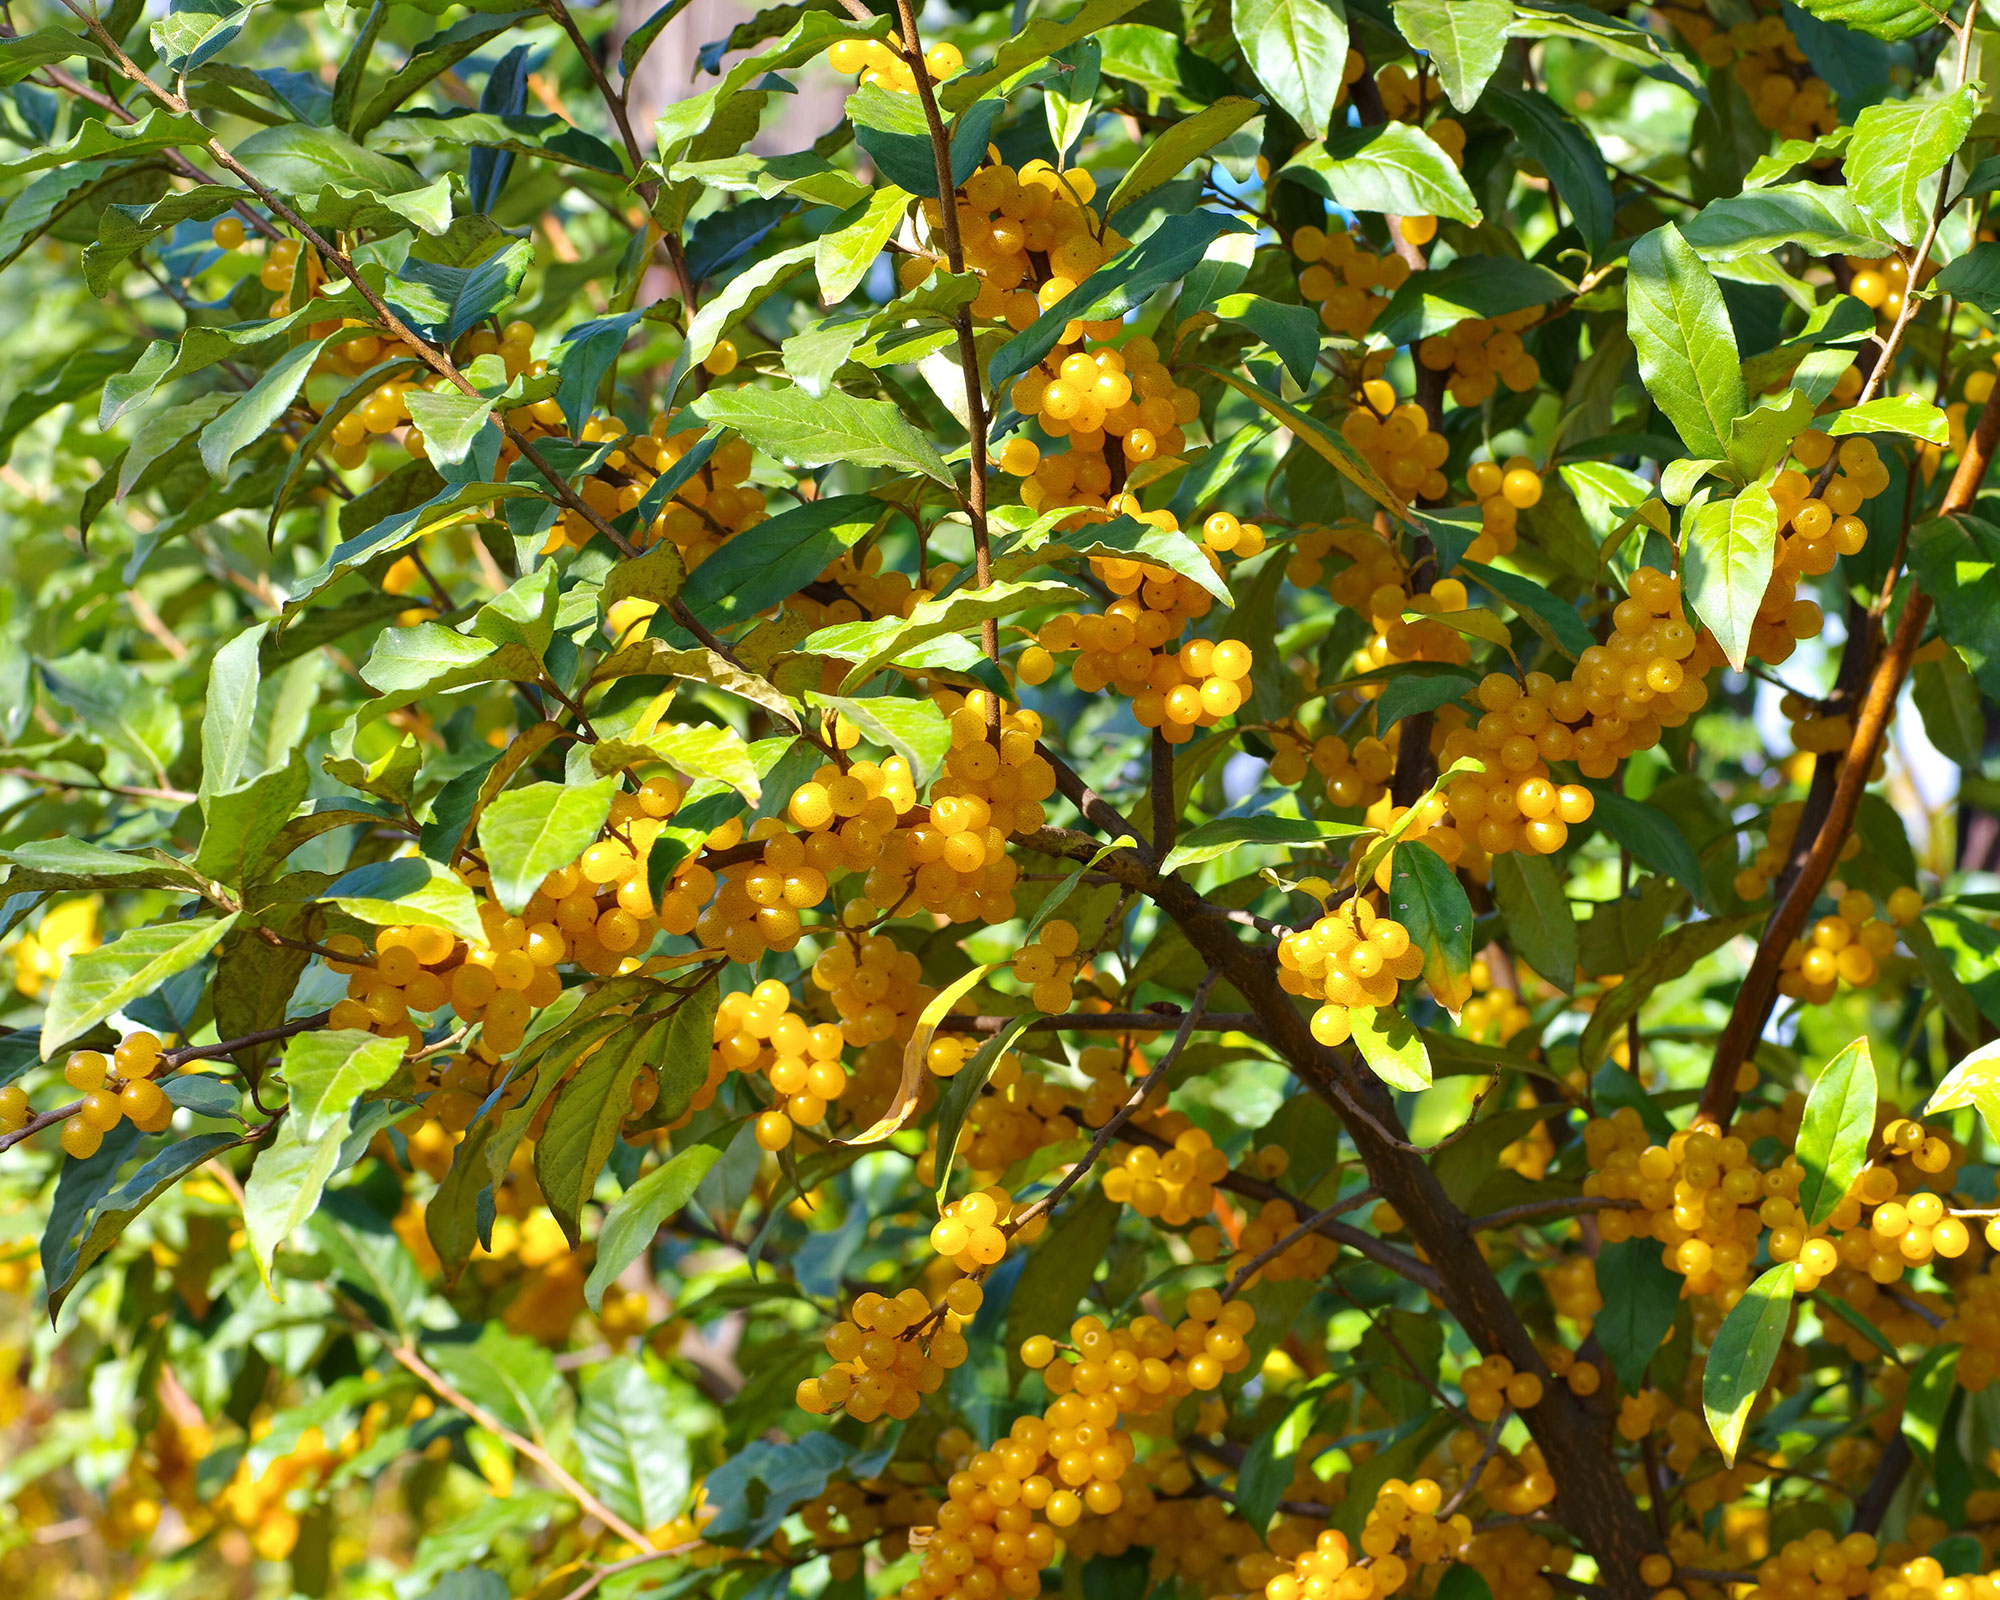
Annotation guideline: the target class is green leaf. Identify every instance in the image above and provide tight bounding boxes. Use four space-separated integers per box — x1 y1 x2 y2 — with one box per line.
1350 1005 1432 1092
999 512 1234 604
426 1323 571 1445
1210 294 1321 385
360 621 543 706
576 1359 693 1530
1370 256 1574 349
807 695 953 787
942 0 1148 111
154 0 262 69
537 1018 665 1246
1681 183 1897 261
1913 651 1986 768
325 856 485 942
681 243 814 376
478 777 618 915
1575 912 1761 1067
932 1018 1034 1206
43 916 238 1058
652 983 722 1130
1703 1264 1794 1465
1105 97 1261 218
1594 1238 1680 1394
1787 0 1946 41
1932 243 2000 314
200 337 330 478
1491 851 1577 994
1903 1343 1960 1468
584 1143 726 1312
594 724 763 802
1909 514 2000 699
1200 366 1403 514
1683 481 1778 672
1826 394 1949 445
1392 0 1510 111
0 840 200 895
1626 224 1745 462
234 121 422 194
689 386 952 487
404 388 494 468
1460 561 1593 660
1848 84 1977 248
11 108 214 176
0 27 102 86
244 1113 348 1289
804 579 1082 692
372 109 624 175
1726 388 1816 483
1926 1039 2000 1136
282 1029 407 1143
1389 840 1474 1014
388 238 535 345
847 90 1001 201
989 210 1252 392
1506 1 1703 94
1232 0 1347 140
200 623 269 802
350 10 538 138
682 495 880 628
1487 88 1613 261
1374 667 1477 737
1579 787 1714 909
1160 814 1369 875
1796 1037 1878 1229
815 183 911 305
1281 122 1482 227
48 1132 240 1314
196 754 311 888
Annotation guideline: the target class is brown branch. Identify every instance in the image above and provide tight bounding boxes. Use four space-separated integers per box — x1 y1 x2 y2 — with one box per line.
1700 395 2000 1124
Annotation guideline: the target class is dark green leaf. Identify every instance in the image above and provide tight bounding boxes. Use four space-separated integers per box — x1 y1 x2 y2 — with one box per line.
1626 223 1745 461
1491 851 1577 994
1595 1239 1680 1394
1487 88 1613 260
1389 840 1473 1013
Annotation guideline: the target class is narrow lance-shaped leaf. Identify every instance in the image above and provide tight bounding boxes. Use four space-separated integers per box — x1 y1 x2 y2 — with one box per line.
1703 1265 1795 1465
1796 1037 1878 1229
1626 224 1745 461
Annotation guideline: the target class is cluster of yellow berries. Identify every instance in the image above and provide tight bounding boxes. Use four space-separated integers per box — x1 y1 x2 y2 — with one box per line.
1022 1289 1258 1411
1101 1126 1228 1226
825 35 962 93
1845 254 1919 325
1294 226 1414 338
931 1186 1038 1273
1266 1480 1474 1600
1003 339 1200 494
1227 1190 1340 1285
3 1033 172 1158
1322 522 1473 676
798 1281 981 1422
1009 917 1081 1013
1276 897 1425 1046
1664 8 1836 137
1265 721 1397 810
1776 887 1920 1002
1463 457 1543 560
708 980 849 1152
1769 433 1884 597
945 158 1116 331
1033 581 1253 739
598 418 766 562
1440 672 1600 856
1736 1531 1988 1600
1341 379 1449 502
1418 311 1544 407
